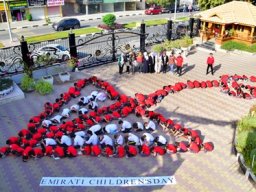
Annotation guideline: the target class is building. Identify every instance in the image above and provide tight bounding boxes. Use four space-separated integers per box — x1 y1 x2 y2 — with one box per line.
195 1 256 45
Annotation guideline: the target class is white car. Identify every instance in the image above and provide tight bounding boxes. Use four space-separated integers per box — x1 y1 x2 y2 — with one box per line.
31 44 70 63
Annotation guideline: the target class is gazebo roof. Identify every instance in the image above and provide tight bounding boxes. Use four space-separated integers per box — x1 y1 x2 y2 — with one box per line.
195 1 256 26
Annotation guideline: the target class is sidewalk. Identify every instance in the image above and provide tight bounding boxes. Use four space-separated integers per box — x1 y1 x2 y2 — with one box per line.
0 10 145 31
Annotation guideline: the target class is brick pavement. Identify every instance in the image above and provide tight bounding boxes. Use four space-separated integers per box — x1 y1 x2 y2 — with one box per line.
0 50 256 192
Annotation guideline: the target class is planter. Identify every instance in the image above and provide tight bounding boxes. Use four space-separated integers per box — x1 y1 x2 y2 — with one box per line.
42 75 54 85
0 85 14 97
59 72 71 83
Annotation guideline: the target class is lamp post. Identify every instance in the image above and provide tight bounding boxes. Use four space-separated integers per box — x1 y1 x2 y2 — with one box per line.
3 0 13 42
174 0 177 20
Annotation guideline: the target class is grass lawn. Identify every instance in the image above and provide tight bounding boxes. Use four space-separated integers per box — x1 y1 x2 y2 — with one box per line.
124 19 168 28
26 27 102 43
175 16 189 21
221 41 256 53
0 42 4 48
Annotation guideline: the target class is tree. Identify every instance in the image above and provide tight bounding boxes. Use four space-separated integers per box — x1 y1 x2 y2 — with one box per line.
102 14 116 28
198 0 238 10
146 0 175 8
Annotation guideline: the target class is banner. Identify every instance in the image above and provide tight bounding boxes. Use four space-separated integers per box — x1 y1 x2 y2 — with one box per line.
47 0 64 7
40 176 176 187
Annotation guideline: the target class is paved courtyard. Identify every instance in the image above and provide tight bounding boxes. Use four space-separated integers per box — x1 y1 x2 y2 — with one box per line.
0 50 256 192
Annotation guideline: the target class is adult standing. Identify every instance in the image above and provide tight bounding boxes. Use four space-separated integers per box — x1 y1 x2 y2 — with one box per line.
118 53 125 75
168 52 176 74
176 53 184 76
150 52 156 73
128 52 136 74
161 51 168 73
136 52 144 73
155 53 163 73
143 52 149 73
206 53 215 75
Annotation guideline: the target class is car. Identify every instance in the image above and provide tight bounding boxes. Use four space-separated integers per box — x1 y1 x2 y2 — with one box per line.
177 5 188 12
192 5 200 11
161 7 170 13
52 18 80 31
31 44 70 63
145 6 162 15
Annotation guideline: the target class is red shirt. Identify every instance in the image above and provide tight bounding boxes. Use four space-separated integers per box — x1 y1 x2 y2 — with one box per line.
45 146 53 155
128 146 137 156
112 111 121 119
189 142 200 153
141 144 151 156
23 146 33 156
32 132 42 141
203 142 214 151
46 132 55 138
7 136 19 144
91 145 101 156
0 146 10 154
37 127 47 134
28 139 38 147
153 146 166 155
104 115 113 122
207 56 214 65
166 144 177 153
19 129 30 137
54 146 65 157
34 148 43 156
67 146 77 157
116 145 125 158
179 142 188 152
176 56 183 66
83 145 91 155
10 144 24 153
201 81 207 88
105 146 114 156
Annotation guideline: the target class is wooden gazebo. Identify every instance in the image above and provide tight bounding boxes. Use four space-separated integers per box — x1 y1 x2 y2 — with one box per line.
195 1 256 45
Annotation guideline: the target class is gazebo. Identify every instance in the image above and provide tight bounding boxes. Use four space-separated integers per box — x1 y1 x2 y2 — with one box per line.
195 1 256 45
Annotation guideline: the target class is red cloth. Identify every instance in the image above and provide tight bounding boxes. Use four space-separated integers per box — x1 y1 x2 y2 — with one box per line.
153 146 166 155
67 146 77 157
10 144 24 153
128 145 137 156
116 145 125 158
141 144 151 156
32 132 42 141
166 144 177 153
19 129 30 137
23 146 33 156
193 81 201 88
0 146 10 154
203 142 214 151
37 127 47 134
206 81 213 88
7 137 19 144
104 114 113 122
207 56 214 65
105 146 114 156
34 148 43 157
212 80 219 87
91 145 101 156
250 76 256 82
112 111 121 119
54 146 65 157
28 139 38 147
46 132 55 138
201 81 207 88
45 146 53 156
189 142 200 153
187 81 195 89
83 146 91 155
179 142 188 152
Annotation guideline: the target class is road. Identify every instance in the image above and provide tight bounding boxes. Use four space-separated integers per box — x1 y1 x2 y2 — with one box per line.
0 12 191 42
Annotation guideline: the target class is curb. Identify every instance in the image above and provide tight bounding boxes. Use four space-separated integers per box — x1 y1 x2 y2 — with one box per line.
0 12 145 31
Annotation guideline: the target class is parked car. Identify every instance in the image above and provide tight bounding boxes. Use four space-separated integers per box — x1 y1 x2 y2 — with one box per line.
177 5 188 12
52 18 80 31
192 5 200 11
145 6 162 15
161 7 170 13
31 44 70 63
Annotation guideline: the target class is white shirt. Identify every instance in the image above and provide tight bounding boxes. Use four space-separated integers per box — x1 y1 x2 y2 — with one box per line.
145 120 156 130
141 133 154 145
90 101 98 109
105 124 118 134
121 120 132 131
42 120 52 127
75 131 86 137
89 124 101 133
74 135 84 147
80 96 90 105
61 135 72 146
137 122 144 131
79 108 88 114
116 135 124 145
96 92 107 102
61 108 70 117
44 138 57 146
51 115 62 124
158 135 167 145
70 104 79 111
90 91 98 98
86 134 98 145
128 133 140 145
100 135 113 146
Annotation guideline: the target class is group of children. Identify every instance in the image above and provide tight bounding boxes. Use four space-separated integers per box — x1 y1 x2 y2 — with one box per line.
0 75 217 162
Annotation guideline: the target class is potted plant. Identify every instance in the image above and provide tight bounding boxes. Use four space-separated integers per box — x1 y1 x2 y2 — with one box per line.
35 80 53 95
20 74 35 92
67 57 79 72
42 75 54 85
0 78 14 97
58 72 71 83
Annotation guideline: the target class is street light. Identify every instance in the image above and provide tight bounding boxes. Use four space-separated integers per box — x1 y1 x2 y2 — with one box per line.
174 0 177 20
3 0 13 42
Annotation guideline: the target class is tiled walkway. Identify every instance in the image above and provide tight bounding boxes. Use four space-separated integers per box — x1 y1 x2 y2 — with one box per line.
0 50 256 192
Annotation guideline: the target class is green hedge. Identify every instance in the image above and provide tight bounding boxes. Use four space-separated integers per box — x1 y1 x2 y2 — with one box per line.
237 116 256 133
221 41 256 53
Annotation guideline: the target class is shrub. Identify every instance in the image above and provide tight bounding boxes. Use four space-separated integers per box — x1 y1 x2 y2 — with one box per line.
35 80 53 95
152 44 164 53
236 131 256 169
237 116 256 133
98 23 123 30
20 74 35 92
102 14 116 27
0 78 13 91
221 41 256 53
26 13 32 21
45 17 51 24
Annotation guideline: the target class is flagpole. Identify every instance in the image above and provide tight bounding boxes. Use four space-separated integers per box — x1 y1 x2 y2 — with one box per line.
3 0 13 42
